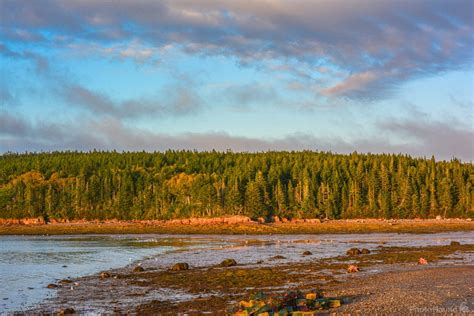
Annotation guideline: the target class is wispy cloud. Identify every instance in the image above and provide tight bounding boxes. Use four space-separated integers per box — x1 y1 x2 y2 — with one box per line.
59 82 202 119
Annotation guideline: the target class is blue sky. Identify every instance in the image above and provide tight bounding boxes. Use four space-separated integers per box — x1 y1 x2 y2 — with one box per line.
1 0 473 160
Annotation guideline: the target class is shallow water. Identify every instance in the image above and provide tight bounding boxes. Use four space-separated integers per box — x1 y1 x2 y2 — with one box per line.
1 231 473 313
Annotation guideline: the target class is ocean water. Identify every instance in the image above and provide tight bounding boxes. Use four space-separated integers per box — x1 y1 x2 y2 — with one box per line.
1 231 473 314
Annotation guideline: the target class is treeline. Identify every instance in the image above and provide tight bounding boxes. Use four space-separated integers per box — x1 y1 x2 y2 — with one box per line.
0 151 472 220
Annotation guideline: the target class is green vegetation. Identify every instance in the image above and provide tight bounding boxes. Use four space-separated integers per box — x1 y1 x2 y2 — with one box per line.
0 151 472 220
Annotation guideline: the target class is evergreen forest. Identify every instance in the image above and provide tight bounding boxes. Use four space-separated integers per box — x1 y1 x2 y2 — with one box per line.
0 151 472 220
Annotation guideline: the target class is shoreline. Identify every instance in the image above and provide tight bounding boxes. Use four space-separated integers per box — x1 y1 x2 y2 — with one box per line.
1 218 473 235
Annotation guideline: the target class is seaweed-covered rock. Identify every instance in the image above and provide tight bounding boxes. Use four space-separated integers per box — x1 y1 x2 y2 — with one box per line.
133 266 145 272
47 283 58 289
220 259 237 267
232 290 342 315
347 265 360 273
100 272 111 279
346 248 362 256
450 241 461 246
170 262 189 271
302 251 313 256
361 248 371 254
57 307 75 315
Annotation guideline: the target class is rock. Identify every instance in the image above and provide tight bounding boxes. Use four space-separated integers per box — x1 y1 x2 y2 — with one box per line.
257 217 266 223
170 262 189 271
56 307 75 315
361 248 371 254
347 265 360 273
467 218 472 221
47 284 58 289
450 241 461 246
281 217 289 223
99 272 111 279
256 260 264 264
133 266 145 272
329 299 342 308
302 250 312 256
271 255 286 260
346 248 362 256
418 257 428 265
436 215 442 220
271 216 281 223
58 279 73 284
220 259 237 267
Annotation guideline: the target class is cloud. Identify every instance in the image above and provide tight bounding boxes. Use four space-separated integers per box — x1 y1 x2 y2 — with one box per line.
377 118 474 161
0 44 49 74
59 82 202 119
1 110 472 161
2 0 473 100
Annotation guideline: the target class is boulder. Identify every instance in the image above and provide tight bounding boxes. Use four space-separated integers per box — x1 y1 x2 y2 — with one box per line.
418 257 428 265
346 248 362 256
170 262 189 271
257 217 266 224
219 259 237 267
47 284 58 289
436 215 442 220
347 265 359 273
133 266 145 272
57 307 75 315
302 251 312 256
58 279 73 284
361 248 371 254
99 272 111 279
271 255 286 260
450 241 461 246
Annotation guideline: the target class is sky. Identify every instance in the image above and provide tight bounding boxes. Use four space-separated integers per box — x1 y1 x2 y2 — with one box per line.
0 0 473 161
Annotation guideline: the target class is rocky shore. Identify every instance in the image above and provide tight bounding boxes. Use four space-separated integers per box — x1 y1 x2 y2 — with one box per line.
1 217 473 235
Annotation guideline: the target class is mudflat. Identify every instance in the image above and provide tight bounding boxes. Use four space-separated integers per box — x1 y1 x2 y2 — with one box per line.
1 218 473 235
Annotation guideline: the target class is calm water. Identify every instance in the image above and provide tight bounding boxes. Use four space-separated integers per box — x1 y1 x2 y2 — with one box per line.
1 232 473 314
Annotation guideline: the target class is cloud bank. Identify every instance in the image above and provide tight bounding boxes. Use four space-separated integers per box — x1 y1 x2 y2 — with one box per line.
1 110 472 161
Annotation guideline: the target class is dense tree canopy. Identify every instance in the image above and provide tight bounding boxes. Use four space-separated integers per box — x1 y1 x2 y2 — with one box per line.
0 151 472 220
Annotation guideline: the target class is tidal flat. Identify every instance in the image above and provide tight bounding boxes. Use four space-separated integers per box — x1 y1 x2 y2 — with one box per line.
3 231 473 314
